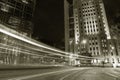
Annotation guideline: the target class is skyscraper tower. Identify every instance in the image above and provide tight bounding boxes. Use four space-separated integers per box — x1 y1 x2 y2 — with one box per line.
64 0 112 64
0 0 36 37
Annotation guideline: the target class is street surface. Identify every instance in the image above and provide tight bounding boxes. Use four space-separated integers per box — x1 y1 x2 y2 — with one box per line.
0 67 120 80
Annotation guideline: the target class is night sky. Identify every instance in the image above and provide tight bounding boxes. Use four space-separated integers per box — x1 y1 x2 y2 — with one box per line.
33 0 120 50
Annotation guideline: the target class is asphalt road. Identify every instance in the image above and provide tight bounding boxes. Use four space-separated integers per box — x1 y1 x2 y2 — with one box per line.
1 67 120 80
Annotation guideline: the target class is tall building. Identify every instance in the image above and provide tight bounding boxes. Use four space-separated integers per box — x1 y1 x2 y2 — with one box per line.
64 0 120 66
0 0 36 37
110 24 120 63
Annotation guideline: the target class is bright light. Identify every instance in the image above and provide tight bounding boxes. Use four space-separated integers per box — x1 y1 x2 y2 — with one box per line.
69 54 73 58
22 0 28 4
94 59 97 63
82 39 87 44
111 46 115 50
113 63 117 68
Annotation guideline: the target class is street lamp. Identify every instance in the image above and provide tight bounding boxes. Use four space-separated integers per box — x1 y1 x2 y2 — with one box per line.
111 46 115 50
82 39 87 44
81 39 87 51
110 45 118 68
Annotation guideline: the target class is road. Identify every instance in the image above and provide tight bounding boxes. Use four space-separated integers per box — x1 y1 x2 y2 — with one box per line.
0 67 120 80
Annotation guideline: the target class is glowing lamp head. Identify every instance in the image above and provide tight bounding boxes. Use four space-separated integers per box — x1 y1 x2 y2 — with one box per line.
111 46 115 50
82 39 87 44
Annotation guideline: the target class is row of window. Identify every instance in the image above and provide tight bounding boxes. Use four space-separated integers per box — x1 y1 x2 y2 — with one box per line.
82 13 96 17
81 5 95 10
85 29 99 34
89 42 98 45
81 1 100 8
1 0 34 5
82 9 95 13
89 46 99 50
0 12 32 30
0 2 33 15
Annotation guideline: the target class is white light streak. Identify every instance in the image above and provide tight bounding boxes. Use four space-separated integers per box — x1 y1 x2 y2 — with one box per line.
0 43 67 57
0 24 69 55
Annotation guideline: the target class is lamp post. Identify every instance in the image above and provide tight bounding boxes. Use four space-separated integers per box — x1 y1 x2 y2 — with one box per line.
81 39 87 53
82 39 87 45
110 45 118 68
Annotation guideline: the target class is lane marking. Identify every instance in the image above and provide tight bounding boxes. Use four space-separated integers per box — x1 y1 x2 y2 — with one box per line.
59 70 79 80
105 72 118 78
8 68 85 80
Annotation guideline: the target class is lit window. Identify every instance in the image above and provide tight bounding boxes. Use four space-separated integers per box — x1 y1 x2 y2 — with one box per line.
8 17 21 26
1 4 10 12
21 0 28 4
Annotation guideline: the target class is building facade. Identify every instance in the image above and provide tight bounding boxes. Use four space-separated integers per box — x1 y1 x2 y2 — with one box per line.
0 0 36 37
64 0 120 66
109 24 120 66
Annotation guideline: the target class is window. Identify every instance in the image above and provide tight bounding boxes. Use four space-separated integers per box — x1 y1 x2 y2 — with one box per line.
16 2 22 10
111 52 113 56
89 43 91 45
8 0 15 4
14 9 21 17
76 21 78 24
1 4 10 12
96 47 98 50
90 21 91 24
96 42 98 45
97 52 99 55
76 26 78 28
90 47 92 50
22 0 28 4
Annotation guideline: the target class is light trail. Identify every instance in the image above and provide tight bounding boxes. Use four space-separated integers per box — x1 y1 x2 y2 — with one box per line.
0 24 69 55
0 43 68 57
0 46 65 60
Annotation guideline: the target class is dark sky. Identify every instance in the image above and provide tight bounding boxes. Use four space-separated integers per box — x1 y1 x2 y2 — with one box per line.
33 0 64 48
33 0 120 49
103 0 120 24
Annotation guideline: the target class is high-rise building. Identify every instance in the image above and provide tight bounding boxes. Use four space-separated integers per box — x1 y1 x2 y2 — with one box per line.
0 0 36 37
64 0 120 66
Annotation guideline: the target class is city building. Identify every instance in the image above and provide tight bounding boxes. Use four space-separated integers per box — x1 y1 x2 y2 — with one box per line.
110 24 120 64
0 0 36 37
64 0 120 66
